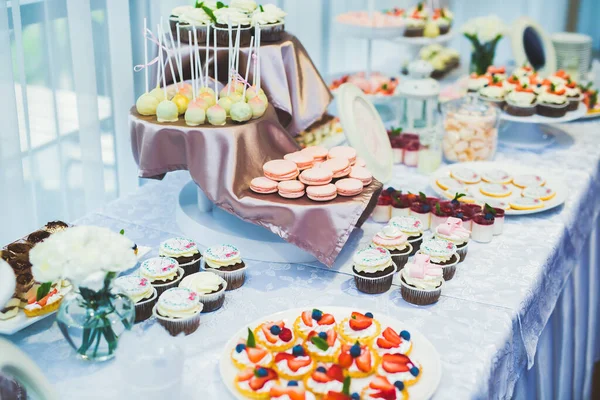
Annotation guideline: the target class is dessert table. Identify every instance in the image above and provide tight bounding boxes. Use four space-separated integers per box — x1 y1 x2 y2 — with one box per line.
5 117 600 399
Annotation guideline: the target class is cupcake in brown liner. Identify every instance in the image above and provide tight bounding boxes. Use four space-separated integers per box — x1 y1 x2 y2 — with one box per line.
400 254 444 305
202 244 247 290
351 247 396 294
159 237 202 278
180 271 227 312
174 6 212 44
504 85 537 117
564 82 582 111
251 4 287 42
478 81 506 109
139 257 184 296
417 238 459 281
114 275 158 323
389 216 424 256
26 230 51 244
371 225 412 271
153 287 203 336
536 86 569 117
434 217 471 262
213 8 253 46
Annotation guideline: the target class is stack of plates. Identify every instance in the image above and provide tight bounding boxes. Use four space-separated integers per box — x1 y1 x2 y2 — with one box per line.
551 32 593 81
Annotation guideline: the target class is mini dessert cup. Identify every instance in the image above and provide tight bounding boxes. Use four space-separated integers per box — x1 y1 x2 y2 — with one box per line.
463 204 482 215
403 141 419 167
352 265 396 294
152 267 185 296
134 288 158 323
259 21 285 42
537 101 568 118
471 213 494 243
400 274 443 305
430 203 452 231
391 192 414 218
409 202 431 230
153 302 203 336
452 208 473 231
372 194 392 223
493 207 505 235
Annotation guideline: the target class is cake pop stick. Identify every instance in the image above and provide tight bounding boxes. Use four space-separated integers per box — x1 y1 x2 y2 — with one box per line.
161 25 179 92
235 24 241 74
159 25 167 98
205 25 211 90
189 31 195 100
195 29 205 89
253 24 258 87
214 28 219 102
169 26 182 86
143 18 149 93
227 21 233 96
243 37 255 99
193 26 203 92
257 23 261 90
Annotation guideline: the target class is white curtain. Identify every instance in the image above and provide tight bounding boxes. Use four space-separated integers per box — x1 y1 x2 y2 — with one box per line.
0 0 137 244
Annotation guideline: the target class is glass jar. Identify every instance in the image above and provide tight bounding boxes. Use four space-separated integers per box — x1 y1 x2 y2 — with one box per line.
417 122 443 174
441 96 499 162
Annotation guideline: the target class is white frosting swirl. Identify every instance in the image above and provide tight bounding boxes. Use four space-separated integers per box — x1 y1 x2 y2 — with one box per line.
276 356 314 376
419 239 457 263
204 244 243 269
252 6 287 25
468 76 489 91
179 8 212 26
353 247 393 273
506 90 536 106
230 0 257 13
159 237 199 258
214 7 251 25
479 85 505 100
139 257 179 282
401 267 442 291
538 91 566 104
306 338 341 356
565 86 581 98
156 287 202 319
341 319 378 339
180 271 224 295
114 275 154 303
231 347 273 367
306 377 343 395
171 5 193 17
390 216 423 234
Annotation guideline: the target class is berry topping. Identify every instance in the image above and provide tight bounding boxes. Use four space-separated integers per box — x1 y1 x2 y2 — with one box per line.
349 312 373 331
292 345 305 356
318 332 328 339
279 327 293 342
394 381 405 391
350 343 361 358
316 366 327 373
312 309 323 321
485 213 493 220
270 325 282 335
410 366 420 376
400 330 411 340
318 313 335 325
365 312 374 318
351 394 360 400
381 354 411 373
301 310 314 327
288 380 299 386
246 347 268 363
456 212 464 218
327 365 345 382
256 367 268 377
236 343 246 353
385 186 396 194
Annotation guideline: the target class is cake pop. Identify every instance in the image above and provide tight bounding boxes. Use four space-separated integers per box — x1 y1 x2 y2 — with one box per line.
249 95 267 119
179 83 193 101
172 93 189 114
228 91 244 104
230 101 252 122
200 91 216 107
185 101 206 126
193 97 210 110
155 24 178 123
217 96 233 113
135 18 159 115
245 85 265 101
207 104 227 125
149 85 166 102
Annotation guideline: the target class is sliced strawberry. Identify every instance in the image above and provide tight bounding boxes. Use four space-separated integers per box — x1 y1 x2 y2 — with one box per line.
270 387 287 397
288 357 312 372
246 347 268 363
261 324 279 344
381 354 411 373
275 352 295 363
312 370 332 383
370 375 394 391
349 318 372 331
318 314 335 326
323 392 351 400
382 327 402 345
338 351 353 368
249 368 277 391
356 348 372 372
302 310 313 327
372 388 398 400
237 368 254 381
306 330 318 340
326 329 337 346
326 364 345 382
376 337 396 349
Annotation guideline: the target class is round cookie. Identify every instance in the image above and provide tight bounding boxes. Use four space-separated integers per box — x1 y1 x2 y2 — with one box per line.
278 180 306 199
481 169 512 184
320 158 351 179
301 145 328 161
263 159 299 181
335 178 363 196
479 183 513 198
436 176 467 192
284 151 314 170
509 197 544 210
306 184 337 201
250 177 278 194
450 167 481 184
512 174 545 188
522 186 556 201
328 146 357 164
299 167 333 186
348 166 373 186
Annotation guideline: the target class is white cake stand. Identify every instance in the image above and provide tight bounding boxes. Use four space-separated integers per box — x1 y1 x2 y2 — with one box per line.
498 102 586 150
175 181 318 263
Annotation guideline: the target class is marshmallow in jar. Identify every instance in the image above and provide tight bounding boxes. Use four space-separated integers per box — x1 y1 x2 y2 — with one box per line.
442 96 499 162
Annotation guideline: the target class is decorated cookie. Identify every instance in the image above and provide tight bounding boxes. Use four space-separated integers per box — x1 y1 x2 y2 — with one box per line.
481 169 512 184
436 176 467 192
139 257 179 281
479 183 513 198
235 366 279 398
231 328 274 369
337 341 379 378
450 167 481 184
512 174 546 188
509 197 544 210
294 308 336 339
522 186 556 201
338 311 381 343
273 345 316 380
204 244 242 269
389 216 424 236
378 353 421 386
418 238 458 265
361 375 408 400
374 327 412 356
113 275 154 304
155 287 201 318
305 329 342 362
304 364 345 396
159 237 199 258
255 320 297 352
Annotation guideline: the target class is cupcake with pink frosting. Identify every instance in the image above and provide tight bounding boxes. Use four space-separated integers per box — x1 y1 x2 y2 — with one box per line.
400 254 444 305
434 217 471 262
371 225 412 271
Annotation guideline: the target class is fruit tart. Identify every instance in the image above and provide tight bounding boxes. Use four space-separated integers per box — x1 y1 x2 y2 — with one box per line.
361 375 408 400
373 327 413 356
255 320 297 352
378 353 421 386
231 328 274 369
337 341 379 378
305 329 342 362
304 363 345 396
23 281 71 318
321 376 361 400
338 311 381 343
294 308 336 339
273 345 316 380
270 380 317 400
235 366 279 399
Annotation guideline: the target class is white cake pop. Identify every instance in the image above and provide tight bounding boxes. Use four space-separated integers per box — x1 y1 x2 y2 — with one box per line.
156 100 179 122
136 92 159 116
217 96 233 114
185 101 206 126
249 95 267 119
245 85 264 101
228 92 244 104
192 97 210 111
200 91 216 107
179 83 193 100
207 104 227 126
230 101 252 122
199 86 216 98
149 86 166 102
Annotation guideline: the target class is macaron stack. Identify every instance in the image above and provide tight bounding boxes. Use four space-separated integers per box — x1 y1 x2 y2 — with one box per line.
249 145 374 202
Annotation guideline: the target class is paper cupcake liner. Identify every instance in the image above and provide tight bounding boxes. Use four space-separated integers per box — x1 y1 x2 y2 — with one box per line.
152 303 203 336
392 245 412 272
198 278 227 312
151 267 184 297
456 242 469 263
203 260 247 291
400 278 442 306
352 267 395 294
214 24 252 47
179 258 201 278
435 257 459 281
407 237 422 255
258 22 285 42
134 287 157 323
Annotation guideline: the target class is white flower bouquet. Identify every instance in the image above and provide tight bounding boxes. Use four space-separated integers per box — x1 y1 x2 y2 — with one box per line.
461 15 506 75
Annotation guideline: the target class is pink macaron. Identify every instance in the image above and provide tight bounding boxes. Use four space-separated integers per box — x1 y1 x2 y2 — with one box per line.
348 166 373 186
250 177 278 194
328 146 357 165
301 146 329 162
299 167 333 186
278 180 305 199
335 178 363 196
355 157 367 167
284 151 314 170
320 158 351 179
263 159 299 181
306 183 337 202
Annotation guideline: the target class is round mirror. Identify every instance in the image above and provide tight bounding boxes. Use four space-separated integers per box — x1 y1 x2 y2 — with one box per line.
523 27 546 70
511 17 556 75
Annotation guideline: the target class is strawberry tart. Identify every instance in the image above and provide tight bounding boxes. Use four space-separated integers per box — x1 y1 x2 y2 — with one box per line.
361 375 408 400
255 320 297 352
235 366 280 399
304 364 345 397
378 353 421 386
338 311 381 343
231 328 274 369
305 329 342 362
273 345 316 380
270 380 317 400
294 308 337 339
337 341 380 378
373 327 413 356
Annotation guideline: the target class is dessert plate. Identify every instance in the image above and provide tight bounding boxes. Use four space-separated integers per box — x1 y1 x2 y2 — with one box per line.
429 161 568 216
219 306 442 400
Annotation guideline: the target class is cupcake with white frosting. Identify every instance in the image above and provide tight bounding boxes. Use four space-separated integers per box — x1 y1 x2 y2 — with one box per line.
389 216 424 255
153 287 203 336
478 81 506 108
371 225 412 271
139 257 184 296
202 244 247 290
434 217 471 262
180 271 227 312
252 4 287 42
565 80 583 111
505 84 537 116
467 73 490 93
351 247 395 294
159 237 201 278
416 238 459 281
114 275 157 323
537 85 569 117
214 7 253 46
400 254 444 305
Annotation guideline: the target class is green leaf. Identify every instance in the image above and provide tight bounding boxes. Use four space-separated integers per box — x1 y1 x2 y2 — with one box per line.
484 203 497 215
390 127 402 137
216 1 226 8
550 82 556 92
310 336 329 351
382 83 388 90
435 202 441 214
453 192 467 201
202 6 217 23
259 4 264 12
342 376 351 395
419 192 427 202
247 328 256 347
36 282 52 301
119 229 124 235
194 0 204 8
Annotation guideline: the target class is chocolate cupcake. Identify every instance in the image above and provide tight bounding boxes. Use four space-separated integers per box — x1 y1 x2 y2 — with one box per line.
159 237 201 278
114 275 158 323
536 86 568 117
251 4 287 42
389 216 424 255
417 238 459 281
400 254 444 305
351 247 395 294
564 83 582 111
504 87 537 117
153 287 203 336
478 83 506 109
202 244 246 290
213 8 253 46
434 217 471 262
139 257 184 296
26 230 51 244
371 225 412 271
180 271 227 312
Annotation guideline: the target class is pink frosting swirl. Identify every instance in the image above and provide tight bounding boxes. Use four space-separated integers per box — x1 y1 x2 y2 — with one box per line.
436 217 471 242
372 226 409 248
405 254 443 279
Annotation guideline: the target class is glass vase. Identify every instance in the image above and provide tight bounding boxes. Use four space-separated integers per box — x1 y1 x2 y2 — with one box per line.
57 273 135 362
469 41 499 76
